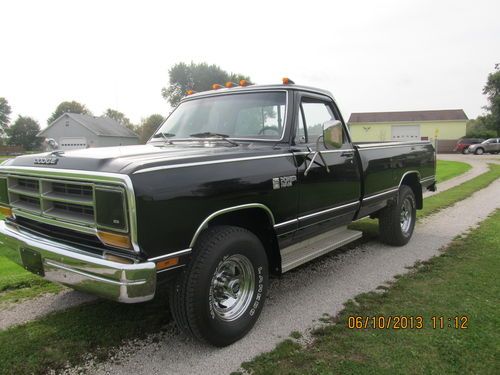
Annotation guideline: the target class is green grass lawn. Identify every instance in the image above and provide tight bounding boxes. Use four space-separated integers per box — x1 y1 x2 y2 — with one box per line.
0 257 61 305
435 159 471 183
241 210 500 375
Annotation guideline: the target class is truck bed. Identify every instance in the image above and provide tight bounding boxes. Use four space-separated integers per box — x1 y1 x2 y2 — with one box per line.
352 140 436 219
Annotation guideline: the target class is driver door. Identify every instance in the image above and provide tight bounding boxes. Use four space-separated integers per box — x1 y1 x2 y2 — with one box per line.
292 93 361 240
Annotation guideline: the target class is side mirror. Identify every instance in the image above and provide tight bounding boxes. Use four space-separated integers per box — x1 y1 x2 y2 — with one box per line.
323 120 343 149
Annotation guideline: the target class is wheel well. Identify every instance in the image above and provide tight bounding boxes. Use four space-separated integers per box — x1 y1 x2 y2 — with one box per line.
205 208 281 275
400 173 423 209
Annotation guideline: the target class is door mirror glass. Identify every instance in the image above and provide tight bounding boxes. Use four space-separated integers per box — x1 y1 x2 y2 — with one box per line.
323 120 343 149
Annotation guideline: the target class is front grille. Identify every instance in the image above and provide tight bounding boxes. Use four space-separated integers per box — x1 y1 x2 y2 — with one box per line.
6 174 125 230
52 182 93 198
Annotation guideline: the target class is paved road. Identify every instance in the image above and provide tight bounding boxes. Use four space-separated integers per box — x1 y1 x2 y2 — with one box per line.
85 170 500 375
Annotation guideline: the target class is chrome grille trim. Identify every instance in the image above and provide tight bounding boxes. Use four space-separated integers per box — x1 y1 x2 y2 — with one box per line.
0 166 139 253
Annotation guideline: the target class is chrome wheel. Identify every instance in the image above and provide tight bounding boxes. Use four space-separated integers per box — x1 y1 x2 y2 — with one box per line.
400 197 413 234
210 254 255 322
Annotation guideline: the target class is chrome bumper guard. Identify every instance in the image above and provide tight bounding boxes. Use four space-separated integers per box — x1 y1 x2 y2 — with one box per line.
0 220 156 303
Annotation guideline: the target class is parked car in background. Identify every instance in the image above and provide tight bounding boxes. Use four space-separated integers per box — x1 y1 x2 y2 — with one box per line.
453 138 484 154
467 138 500 155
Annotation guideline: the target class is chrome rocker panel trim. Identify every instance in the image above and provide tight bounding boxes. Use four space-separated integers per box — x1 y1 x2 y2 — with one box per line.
0 220 156 303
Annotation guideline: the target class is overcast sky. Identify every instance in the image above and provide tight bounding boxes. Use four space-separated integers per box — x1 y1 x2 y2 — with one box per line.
1 0 499 128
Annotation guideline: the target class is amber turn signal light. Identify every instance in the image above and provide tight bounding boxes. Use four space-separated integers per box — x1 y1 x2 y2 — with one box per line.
0 206 12 217
212 83 223 90
156 257 179 271
97 230 132 250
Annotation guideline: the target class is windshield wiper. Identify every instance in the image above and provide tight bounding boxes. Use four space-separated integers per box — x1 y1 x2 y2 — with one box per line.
189 132 239 146
152 132 175 144
152 132 175 139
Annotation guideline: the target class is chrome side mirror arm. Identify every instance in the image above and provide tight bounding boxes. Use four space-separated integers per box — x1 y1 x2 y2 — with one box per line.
304 136 330 177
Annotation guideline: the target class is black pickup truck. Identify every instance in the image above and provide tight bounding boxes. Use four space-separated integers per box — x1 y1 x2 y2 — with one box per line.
0 80 436 346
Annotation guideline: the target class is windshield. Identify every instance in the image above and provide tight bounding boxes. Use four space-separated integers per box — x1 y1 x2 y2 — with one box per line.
151 91 286 141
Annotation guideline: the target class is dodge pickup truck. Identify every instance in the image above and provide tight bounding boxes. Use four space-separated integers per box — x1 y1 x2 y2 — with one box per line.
0 79 436 346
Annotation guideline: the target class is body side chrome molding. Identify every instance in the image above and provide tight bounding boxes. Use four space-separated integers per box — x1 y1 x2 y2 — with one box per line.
189 203 276 248
292 148 355 156
0 166 141 253
148 248 192 262
356 142 431 151
297 201 360 221
273 218 298 229
274 201 361 228
362 188 399 202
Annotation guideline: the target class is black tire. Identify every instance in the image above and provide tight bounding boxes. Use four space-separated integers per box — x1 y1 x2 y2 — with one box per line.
378 185 416 246
475 148 484 155
169 225 268 347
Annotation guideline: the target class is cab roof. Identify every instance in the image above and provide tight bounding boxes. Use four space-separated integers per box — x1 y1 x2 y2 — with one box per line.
180 83 335 103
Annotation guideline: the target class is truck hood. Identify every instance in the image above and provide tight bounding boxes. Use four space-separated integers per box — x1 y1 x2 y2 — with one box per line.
2 143 284 175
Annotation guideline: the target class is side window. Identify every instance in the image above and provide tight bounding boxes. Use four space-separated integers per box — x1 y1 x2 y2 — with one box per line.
296 97 340 145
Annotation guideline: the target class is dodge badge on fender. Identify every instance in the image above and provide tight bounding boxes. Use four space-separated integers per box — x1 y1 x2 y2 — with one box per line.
0 79 436 346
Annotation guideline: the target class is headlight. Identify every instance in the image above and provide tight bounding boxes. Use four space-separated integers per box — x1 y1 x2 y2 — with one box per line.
95 187 128 232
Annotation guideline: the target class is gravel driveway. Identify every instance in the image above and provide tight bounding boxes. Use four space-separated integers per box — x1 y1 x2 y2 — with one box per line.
85 172 500 375
424 153 498 197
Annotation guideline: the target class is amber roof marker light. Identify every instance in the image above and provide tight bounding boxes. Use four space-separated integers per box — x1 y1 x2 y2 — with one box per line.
282 77 295 84
186 89 197 95
239 79 252 87
225 82 238 88
212 83 223 90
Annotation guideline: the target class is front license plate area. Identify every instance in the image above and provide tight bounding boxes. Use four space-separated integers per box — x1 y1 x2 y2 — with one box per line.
20 248 45 277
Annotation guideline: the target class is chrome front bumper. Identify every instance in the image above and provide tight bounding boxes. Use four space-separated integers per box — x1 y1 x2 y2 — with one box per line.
0 220 156 303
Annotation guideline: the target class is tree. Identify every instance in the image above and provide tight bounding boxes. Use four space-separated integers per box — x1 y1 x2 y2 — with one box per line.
137 114 165 143
481 64 500 136
7 116 42 150
466 116 496 138
104 108 135 131
162 62 250 107
0 97 12 136
47 101 90 124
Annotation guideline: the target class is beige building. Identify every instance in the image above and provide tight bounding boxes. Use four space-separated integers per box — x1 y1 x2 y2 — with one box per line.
348 109 468 152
